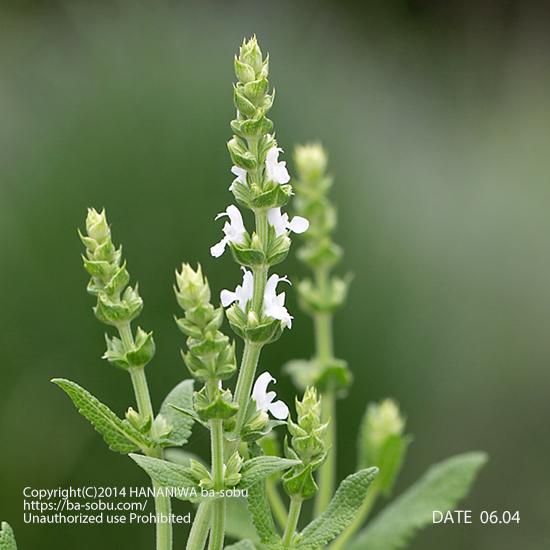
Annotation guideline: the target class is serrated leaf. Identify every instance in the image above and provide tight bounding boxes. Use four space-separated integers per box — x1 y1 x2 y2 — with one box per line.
225 498 259 543
0 522 17 550
297 467 378 549
52 378 150 453
224 542 255 550
158 380 194 446
129 454 200 501
247 482 280 546
348 452 488 550
239 457 300 489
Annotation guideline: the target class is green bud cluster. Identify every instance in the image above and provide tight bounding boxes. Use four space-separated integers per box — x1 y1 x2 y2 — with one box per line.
175 264 238 421
187 452 243 490
175 264 236 383
361 399 405 467
227 36 293 262
293 145 351 314
80 209 155 369
283 387 329 499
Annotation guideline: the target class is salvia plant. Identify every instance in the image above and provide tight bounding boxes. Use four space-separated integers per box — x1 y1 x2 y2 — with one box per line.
2 35 487 550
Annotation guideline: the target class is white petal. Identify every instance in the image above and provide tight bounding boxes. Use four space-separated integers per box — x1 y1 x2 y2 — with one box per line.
288 215 309 234
267 207 287 237
252 372 275 412
231 166 247 182
274 163 290 184
264 273 280 301
266 147 291 185
268 400 289 420
220 289 237 307
240 270 254 308
210 238 228 258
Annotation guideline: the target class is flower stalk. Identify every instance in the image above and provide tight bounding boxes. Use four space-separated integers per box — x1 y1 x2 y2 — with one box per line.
290 144 353 515
79 208 172 550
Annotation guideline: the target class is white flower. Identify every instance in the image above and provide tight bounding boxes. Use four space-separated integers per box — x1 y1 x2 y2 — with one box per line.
220 268 254 311
267 207 309 237
252 371 289 420
263 273 293 328
229 166 247 191
265 146 290 184
210 205 246 258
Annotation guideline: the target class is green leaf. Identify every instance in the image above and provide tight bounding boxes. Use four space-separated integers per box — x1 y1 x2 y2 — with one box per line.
129 454 200 501
158 380 194 446
372 434 412 497
0 522 17 550
225 498 259 543
239 457 300 489
164 448 204 467
224 541 256 550
247 482 280 546
348 452 488 550
297 467 378 549
52 378 150 454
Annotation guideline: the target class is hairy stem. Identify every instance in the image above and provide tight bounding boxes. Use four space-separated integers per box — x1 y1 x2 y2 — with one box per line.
152 478 173 550
233 340 263 435
313 267 337 515
186 501 211 550
119 321 172 550
315 388 335 516
266 478 288 530
282 496 303 547
329 486 379 550
209 418 225 550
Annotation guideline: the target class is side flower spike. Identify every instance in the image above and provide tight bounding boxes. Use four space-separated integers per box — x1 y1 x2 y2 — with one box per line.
266 146 290 185
229 165 247 191
264 273 293 328
252 371 289 420
267 207 309 237
210 204 247 258
220 268 254 311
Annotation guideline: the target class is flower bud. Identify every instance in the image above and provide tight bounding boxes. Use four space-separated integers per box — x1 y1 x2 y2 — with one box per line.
238 35 264 76
362 399 405 466
294 144 328 182
283 387 329 499
151 414 172 441
224 452 243 487
125 407 143 429
175 264 211 310
85 208 111 244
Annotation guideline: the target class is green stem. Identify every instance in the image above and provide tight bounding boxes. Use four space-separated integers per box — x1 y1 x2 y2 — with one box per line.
129 366 154 422
266 478 288 530
329 485 379 550
152 478 173 550
314 388 335 516
209 418 225 550
282 496 303 547
312 266 337 515
186 501 211 550
119 322 172 550
209 498 225 550
233 340 263 435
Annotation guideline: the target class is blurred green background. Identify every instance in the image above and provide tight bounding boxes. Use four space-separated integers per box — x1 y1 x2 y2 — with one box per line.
1 0 549 548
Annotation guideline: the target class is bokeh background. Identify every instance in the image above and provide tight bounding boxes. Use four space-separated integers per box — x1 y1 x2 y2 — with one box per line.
1 1 549 548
